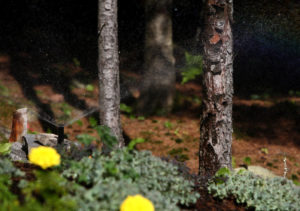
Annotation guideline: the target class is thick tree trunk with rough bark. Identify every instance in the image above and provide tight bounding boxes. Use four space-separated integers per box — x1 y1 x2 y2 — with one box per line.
98 0 124 149
138 0 175 115
199 0 233 185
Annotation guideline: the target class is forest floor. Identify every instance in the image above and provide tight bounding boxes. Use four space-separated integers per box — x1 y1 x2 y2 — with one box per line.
0 54 300 209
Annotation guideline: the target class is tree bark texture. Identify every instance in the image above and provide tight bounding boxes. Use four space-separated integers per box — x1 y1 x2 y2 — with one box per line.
199 0 233 185
98 0 124 149
138 0 175 115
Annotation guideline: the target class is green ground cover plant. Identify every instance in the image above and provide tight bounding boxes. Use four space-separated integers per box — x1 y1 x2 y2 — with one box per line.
208 168 300 211
62 148 198 211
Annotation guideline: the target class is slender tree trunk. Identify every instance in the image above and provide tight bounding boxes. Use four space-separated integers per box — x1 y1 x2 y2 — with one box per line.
138 0 175 115
199 0 233 185
98 0 124 149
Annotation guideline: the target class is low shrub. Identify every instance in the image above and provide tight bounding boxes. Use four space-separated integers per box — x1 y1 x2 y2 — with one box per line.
208 168 300 211
63 149 199 210
0 174 20 210
0 156 25 177
21 170 77 211
0 141 199 210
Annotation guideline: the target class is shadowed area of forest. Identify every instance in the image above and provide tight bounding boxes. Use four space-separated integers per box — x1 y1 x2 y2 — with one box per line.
0 0 299 97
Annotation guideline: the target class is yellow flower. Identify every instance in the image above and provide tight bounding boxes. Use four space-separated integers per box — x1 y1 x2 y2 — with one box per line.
120 194 154 211
28 146 60 169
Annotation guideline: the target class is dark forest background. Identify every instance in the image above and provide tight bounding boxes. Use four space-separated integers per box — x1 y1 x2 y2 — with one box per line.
0 0 299 97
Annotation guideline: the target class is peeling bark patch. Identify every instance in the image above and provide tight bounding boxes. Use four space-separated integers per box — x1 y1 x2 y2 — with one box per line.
213 74 224 95
215 19 225 32
209 33 221 45
104 2 112 10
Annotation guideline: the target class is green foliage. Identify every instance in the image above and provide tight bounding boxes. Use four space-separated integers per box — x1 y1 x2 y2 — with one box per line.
28 129 38 134
164 121 173 129
293 180 300 186
0 83 9 96
63 149 199 210
85 84 94 92
88 116 98 127
0 158 77 210
62 103 72 116
46 128 52 134
76 134 96 146
208 169 300 210
250 94 260 100
212 167 232 185
0 157 25 177
168 148 189 162
243 157 252 166
0 175 20 211
193 96 202 105
75 124 119 152
137 116 145 121
120 103 133 114
0 158 24 210
174 128 180 136
291 174 300 186
152 119 159 123
127 138 146 151
232 156 236 168
181 52 203 84
95 125 118 150
215 167 231 177
22 170 77 211
0 142 11 155
77 179 180 211
57 103 72 121
174 138 183 144
289 90 300 97
250 93 270 100
261 147 269 154
75 120 83 127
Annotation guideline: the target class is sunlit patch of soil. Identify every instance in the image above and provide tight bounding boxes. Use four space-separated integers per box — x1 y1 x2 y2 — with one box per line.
122 115 200 172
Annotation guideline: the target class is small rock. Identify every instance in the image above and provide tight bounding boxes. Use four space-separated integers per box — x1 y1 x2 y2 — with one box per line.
9 142 27 162
234 165 278 178
23 134 41 155
23 134 81 156
9 134 81 163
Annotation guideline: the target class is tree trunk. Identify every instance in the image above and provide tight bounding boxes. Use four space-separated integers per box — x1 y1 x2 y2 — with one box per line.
199 0 233 185
98 0 124 149
138 0 175 115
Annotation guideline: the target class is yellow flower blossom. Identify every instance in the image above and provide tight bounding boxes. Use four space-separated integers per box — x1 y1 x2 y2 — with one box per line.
120 194 154 211
28 146 60 169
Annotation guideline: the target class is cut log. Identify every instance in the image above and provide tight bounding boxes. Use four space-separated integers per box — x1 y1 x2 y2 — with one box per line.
9 108 28 143
8 108 59 146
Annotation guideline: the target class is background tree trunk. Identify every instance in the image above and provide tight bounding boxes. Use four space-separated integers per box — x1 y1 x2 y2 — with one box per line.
138 0 175 115
98 0 124 149
199 0 233 185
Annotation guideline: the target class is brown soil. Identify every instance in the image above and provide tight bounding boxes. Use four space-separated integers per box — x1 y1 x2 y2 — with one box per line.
194 189 248 211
